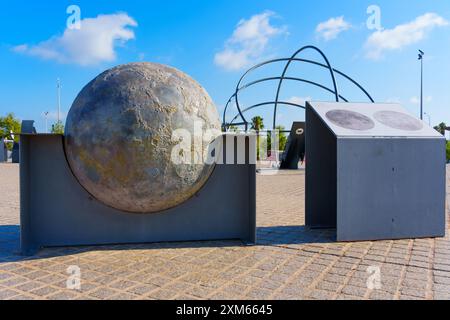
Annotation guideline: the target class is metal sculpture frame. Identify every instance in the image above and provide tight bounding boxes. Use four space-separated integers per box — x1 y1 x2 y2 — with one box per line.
222 45 374 131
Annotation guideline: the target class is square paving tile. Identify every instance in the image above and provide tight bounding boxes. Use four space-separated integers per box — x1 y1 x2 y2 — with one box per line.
0 163 449 300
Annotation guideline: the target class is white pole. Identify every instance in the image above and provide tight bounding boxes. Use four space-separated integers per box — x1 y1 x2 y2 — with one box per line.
424 112 431 126
57 78 61 123
420 58 424 120
44 111 49 133
418 50 425 120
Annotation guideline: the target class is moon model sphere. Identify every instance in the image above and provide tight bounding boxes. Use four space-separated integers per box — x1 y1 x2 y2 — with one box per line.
64 62 221 213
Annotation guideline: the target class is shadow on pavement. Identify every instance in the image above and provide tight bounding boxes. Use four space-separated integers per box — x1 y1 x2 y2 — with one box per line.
0 224 336 262
257 225 336 245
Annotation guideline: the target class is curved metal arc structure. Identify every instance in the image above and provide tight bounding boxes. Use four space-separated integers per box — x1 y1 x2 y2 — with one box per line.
272 46 339 129
238 77 349 102
228 101 305 125
232 58 296 128
222 46 374 131
223 75 350 128
222 57 374 127
235 58 373 101
226 80 350 128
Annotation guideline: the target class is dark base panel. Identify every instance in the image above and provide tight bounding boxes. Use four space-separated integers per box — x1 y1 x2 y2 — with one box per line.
19 134 256 255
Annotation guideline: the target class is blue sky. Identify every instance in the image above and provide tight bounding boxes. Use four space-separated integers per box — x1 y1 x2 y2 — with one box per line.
1 0 449 132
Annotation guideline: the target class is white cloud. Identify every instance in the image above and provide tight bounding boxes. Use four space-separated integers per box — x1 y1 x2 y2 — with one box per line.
410 96 420 104
13 13 137 66
365 13 448 59
385 97 402 103
410 96 432 104
138 53 146 61
287 96 312 107
214 11 287 71
316 16 351 41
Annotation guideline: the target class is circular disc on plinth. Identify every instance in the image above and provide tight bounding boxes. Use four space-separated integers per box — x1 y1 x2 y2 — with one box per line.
325 110 375 131
374 110 423 131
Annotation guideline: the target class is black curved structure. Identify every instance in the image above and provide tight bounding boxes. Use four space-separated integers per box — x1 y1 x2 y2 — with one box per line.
222 45 374 131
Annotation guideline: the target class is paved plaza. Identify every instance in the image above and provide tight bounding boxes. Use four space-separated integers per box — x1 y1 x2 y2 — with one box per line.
0 163 449 300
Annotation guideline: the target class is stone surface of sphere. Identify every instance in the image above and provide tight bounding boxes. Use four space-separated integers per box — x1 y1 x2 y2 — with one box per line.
64 62 221 213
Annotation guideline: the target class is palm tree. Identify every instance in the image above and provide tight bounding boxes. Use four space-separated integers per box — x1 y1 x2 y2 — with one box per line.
251 116 264 160
251 116 264 132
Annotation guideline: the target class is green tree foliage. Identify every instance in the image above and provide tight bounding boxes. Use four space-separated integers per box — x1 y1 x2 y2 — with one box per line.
260 135 269 159
51 121 65 134
227 125 241 133
434 123 450 162
251 116 264 131
276 125 287 152
434 122 447 136
265 125 288 154
447 141 450 163
0 113 21 150
251 116 265 160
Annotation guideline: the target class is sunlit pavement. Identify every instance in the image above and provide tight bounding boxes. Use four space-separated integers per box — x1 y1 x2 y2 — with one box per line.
0 163 449 300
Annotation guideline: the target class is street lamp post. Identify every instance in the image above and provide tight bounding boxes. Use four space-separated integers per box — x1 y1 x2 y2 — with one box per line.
424 112 431 126
56 78 61 123
418 50 424 120
44 111 49 133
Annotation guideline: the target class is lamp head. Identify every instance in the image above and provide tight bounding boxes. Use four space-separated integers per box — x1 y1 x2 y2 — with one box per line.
418 50 424 60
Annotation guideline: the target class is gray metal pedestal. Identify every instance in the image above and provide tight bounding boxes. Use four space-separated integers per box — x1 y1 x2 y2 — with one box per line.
306 101 446 241
20 134 256 255
0 138 7 162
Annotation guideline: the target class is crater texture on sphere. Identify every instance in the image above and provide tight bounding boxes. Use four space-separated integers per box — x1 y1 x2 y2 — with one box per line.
64 62 221 213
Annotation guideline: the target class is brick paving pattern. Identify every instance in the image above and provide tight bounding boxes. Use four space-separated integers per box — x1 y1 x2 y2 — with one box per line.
0 163 449 300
